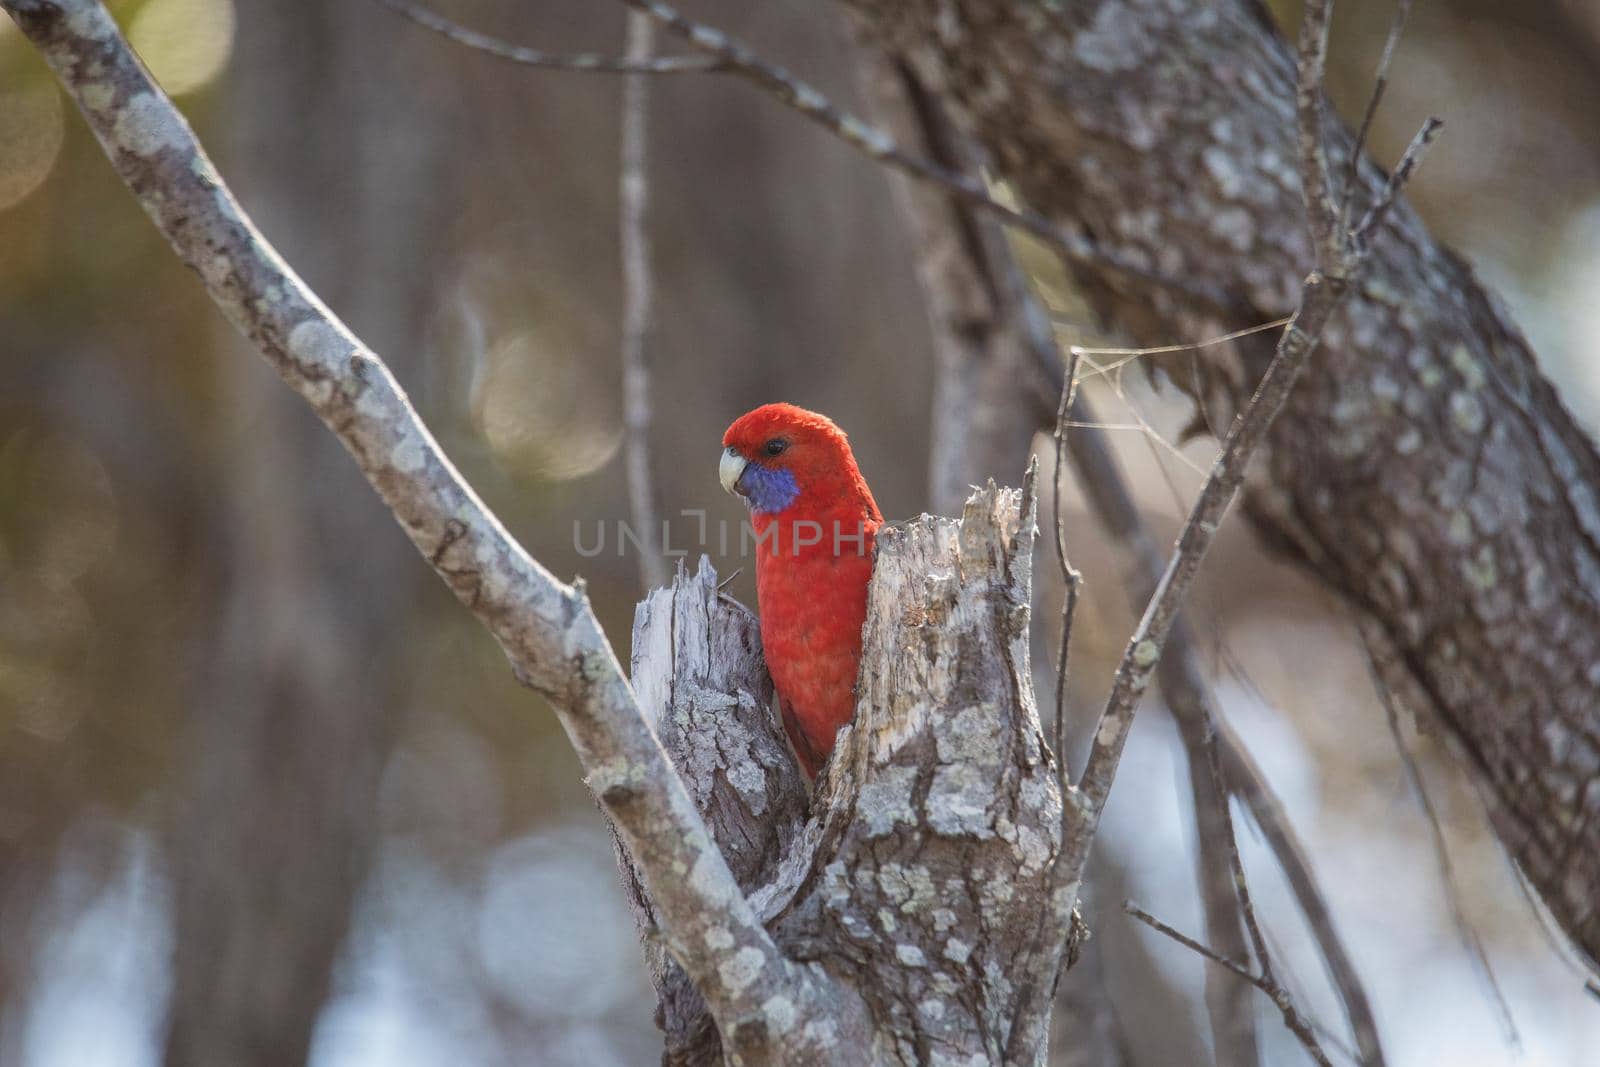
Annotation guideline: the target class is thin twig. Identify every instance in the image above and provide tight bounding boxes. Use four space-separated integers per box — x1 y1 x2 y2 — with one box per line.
1051 347 1084 776
621 11 668 591
1369 649 1522 1050
1340 0 1414 233
1125 902 1335 1067
1201 710 1275 986
1296 0 1343 267
612 0 1214 305
377 0 719 73
1216 709 1388 1066
391 0 1221 305
1351 117 1443 249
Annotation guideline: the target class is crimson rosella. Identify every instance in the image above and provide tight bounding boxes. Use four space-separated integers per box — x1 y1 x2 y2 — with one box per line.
720 404 883 777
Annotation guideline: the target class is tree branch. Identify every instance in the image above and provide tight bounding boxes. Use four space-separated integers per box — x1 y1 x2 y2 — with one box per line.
377 0 719 73
1 1 846 1058
610 0 1212 304
621 559 810 1064
1341 0 1414 232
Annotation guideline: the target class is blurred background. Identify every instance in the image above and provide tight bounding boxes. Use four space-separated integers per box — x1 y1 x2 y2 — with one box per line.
3 1 1600 1064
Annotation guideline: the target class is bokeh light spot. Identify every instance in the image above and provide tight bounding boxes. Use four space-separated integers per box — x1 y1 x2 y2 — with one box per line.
128 0 236 98
0 84 64 213
474 331 622 481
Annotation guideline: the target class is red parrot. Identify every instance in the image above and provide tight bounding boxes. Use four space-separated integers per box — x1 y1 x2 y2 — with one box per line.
720 404 882 778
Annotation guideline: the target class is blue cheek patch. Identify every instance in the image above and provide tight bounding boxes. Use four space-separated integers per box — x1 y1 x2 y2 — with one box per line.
738 463 800 514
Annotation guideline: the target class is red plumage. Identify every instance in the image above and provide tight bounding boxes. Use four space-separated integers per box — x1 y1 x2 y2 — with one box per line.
721 404 882 777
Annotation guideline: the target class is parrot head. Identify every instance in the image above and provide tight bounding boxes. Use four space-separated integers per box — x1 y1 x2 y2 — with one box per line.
719 403 881 520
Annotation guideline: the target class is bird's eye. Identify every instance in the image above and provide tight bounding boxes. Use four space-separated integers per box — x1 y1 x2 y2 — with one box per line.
764 438 788 457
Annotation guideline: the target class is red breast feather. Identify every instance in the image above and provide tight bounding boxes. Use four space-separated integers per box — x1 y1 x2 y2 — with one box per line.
722 404 882 776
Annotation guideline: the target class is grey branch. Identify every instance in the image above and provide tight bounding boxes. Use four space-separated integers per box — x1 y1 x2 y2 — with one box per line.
377 0 719 73
1 0 839 1057
612 0 1206 302
1296 0 1342 267
1050 350 1086 788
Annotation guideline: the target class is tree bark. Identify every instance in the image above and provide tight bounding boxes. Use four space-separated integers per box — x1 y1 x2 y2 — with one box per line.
622 560 809 1065
845 0 1600 974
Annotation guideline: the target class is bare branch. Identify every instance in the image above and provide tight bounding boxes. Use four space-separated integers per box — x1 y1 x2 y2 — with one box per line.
621 11 668 591
611 0 1214 304
377 0 719 73
2 1 847 1057
1201 715 1275 986
1341 0 1414 231
1351 116 1443 249
1062 390 1386 1065
1125 903 1335 1067
1368 645 1521 1049
1296 0 1342 266
1050 349 1084 776
1215 712 1386 1065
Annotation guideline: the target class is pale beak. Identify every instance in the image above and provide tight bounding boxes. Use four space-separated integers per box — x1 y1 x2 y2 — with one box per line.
719 446 748 496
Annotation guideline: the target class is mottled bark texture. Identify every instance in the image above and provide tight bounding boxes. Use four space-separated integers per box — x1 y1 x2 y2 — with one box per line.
623 560 809 1065
846 0 1600 972
624 484 1069 1065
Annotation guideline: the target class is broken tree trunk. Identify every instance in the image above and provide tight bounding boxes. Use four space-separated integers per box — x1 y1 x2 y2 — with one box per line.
622 478 1068 1065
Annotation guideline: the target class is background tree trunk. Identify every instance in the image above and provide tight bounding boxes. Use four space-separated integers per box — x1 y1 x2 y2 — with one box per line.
844 0 1600 973
161 4 463 1063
